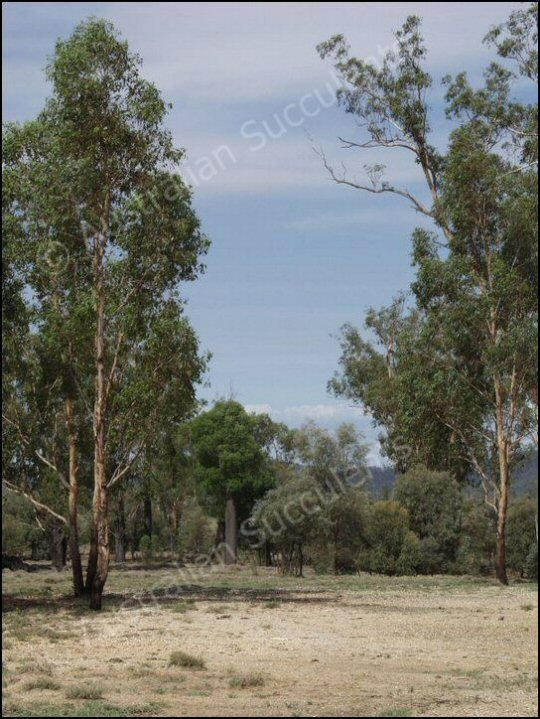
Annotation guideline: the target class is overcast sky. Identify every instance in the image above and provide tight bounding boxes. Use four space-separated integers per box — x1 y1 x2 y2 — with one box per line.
2 2 524 462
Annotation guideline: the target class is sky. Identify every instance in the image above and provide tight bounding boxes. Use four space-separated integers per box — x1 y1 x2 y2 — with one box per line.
2 2 524 462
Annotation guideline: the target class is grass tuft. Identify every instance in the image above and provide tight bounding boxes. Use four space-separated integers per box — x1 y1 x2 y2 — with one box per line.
22 677 61 691
65 684 104 700
263 599 281 609
170 600 198 613
228 672 265 689
168 651 205 670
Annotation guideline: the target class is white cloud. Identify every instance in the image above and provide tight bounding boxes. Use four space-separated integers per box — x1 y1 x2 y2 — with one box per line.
244 403 274 415
101 2 521 103
245 401 367 423
5 2 522 194
286 207 413 231
244 401 385 464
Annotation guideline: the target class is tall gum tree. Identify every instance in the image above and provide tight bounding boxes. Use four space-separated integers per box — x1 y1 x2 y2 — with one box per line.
3 19 209 608
320 4 538 584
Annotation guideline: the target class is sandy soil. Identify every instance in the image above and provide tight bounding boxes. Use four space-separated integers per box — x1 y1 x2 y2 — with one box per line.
2 569 538 717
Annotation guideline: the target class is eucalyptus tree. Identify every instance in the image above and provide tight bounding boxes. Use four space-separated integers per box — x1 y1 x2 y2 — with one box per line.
293 422 370 572
3 19 209 608
321 5 538 584
191 401 273 564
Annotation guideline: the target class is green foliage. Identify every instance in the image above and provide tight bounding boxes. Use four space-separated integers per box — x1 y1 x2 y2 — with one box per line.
394 468 462 571
178 497 215 557
328 489 371 572
138 535 154 562
191 401 273 518
250 472 330 575
358 500 410 575
322 4 538 585
506 496 538 578
168 651 205 669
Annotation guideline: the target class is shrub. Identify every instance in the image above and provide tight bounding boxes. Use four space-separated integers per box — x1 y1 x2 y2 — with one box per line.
168 651 205 669
507 496 538 578
66 683 104 700
228 672 265 689
178 498 215 557
23 677 61 691
358 501 410 575
396 531 422 575
138 535 154 562
394 467 462 572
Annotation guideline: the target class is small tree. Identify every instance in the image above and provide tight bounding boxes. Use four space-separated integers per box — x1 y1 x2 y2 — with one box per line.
358 500 410 576
191 401 272 564
395 467 463 572
250 473 330 576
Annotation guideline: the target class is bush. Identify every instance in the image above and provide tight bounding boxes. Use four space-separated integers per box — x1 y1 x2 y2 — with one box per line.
139 534 154 562
452 499 496 575
249 473 329 576
394 467 462 572
168 651 205 669
396 531 422 575
525 544 538 580
358 501 410 575
507 496 538 578
178 498 215 558
229 672 265 689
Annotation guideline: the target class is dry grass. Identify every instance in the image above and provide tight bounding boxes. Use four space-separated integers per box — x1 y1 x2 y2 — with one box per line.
228 672 265 689
168 651 206 670
65 684 104 700
22 677 61 692
2 564 538 717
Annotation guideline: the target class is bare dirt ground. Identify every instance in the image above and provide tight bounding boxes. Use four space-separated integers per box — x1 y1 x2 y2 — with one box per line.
2 565 538 717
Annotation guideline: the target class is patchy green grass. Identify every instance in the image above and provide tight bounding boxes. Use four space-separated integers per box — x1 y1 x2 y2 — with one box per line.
168 651 205 670
3 700 163 717
5 561 534 606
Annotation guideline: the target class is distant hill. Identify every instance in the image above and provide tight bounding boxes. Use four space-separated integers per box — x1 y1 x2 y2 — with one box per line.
366 450 538 498
366 466 397 498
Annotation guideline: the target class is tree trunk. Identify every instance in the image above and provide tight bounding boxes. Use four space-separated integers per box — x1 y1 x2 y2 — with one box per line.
90 455 109 609
114 490 127 564
214 519 226 563
333 520 340 575
90 214 110 610
86 524 98 593
493 371 510 586
264 540 272 567
169 503 181 558
297 543 304 577
49 523 66 571
144 496 153 537
495 442 510 586
66 398 85 597
224 497 238 565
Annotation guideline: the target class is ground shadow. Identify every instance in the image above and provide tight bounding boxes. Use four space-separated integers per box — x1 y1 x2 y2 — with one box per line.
2 582 338 614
